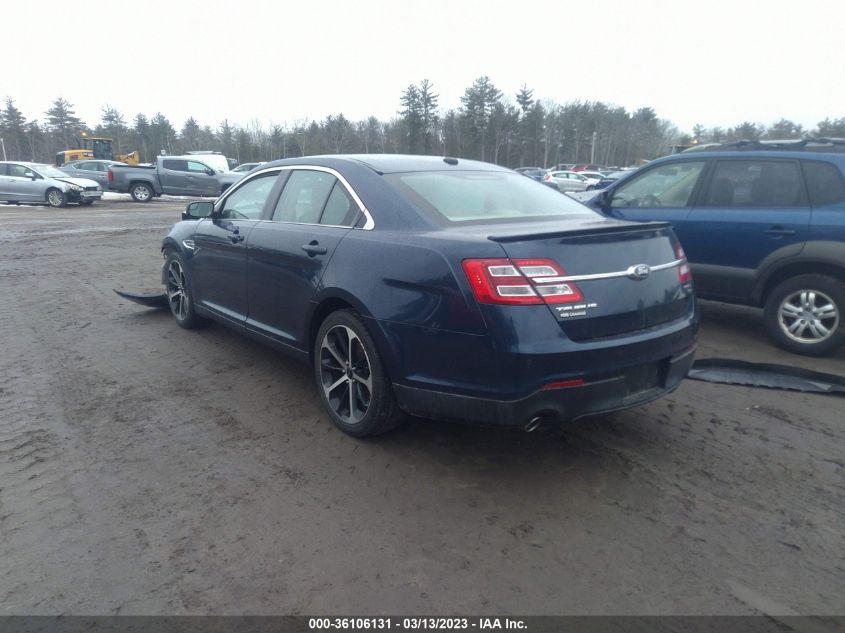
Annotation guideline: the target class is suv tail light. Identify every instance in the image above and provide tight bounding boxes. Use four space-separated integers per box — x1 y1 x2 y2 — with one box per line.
676 243 691 283
542 173 551 181
462 258 584 306
108 169 114 182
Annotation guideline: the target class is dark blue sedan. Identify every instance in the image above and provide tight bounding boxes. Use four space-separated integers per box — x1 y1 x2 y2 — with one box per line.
161 155 697 437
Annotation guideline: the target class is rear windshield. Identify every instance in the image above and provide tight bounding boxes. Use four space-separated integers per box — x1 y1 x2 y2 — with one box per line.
385 170 595 224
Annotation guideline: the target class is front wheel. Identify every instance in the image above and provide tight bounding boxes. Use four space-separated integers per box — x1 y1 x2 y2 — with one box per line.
763 274 845 356
314 310 403 437
46 188 67 208
164 252 207 329
130 182 153 202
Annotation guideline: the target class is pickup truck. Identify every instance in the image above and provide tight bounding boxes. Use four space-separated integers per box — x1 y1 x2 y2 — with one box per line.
108 156 243 202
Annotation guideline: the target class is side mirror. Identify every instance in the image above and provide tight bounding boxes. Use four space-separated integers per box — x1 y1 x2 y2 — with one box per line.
30 174 38 181
182 200 215 220
205 168 215 176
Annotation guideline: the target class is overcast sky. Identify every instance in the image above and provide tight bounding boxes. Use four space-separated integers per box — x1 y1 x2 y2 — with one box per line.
4 0 843 133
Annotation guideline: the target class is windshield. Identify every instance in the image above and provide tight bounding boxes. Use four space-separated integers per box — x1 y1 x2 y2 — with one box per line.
32 164 69 178
386 170 595 224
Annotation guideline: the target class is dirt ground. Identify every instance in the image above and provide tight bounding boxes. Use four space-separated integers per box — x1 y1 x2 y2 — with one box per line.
0 198 843 616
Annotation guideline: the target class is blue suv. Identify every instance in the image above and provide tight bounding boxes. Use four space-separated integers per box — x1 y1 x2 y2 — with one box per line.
587 139 845 356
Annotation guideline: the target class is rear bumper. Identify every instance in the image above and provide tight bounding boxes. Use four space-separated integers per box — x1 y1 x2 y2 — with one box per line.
393 346 696 427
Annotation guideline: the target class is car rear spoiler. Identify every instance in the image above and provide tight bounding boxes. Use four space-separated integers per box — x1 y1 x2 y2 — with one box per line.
487 220 670 243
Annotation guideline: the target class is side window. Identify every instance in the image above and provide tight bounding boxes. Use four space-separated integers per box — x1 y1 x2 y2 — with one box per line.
272 170 336 224
8 164 28 177
702 160 807 208
0 164 7 176
802 160 845 207
218 172 279 220
187 161 211 173
162 159 187 171
320 182 361 226
611 161 705 208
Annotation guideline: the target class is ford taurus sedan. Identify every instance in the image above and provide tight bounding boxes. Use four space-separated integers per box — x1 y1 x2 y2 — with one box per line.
159 155 697 437
0 161 102 207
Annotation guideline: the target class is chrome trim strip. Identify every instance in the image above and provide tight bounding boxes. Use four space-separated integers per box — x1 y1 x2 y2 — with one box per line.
217 164 375 230
533 258 686 284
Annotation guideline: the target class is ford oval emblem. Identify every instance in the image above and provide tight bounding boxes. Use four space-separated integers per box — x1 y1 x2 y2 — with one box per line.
627 264 651 280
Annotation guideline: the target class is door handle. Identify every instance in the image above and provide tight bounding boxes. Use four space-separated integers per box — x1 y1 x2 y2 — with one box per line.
301 242 327 255
763 227 796 237
229 234 244 243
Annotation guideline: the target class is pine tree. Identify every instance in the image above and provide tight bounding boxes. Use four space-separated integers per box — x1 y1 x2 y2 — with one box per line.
99 105 127 154
399 84 423 153
418 79 439 154
45 97 83 149
0 97 27 159
460 76 502 161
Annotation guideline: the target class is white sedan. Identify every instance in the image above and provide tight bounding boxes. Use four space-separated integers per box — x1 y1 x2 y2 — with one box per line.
542 170 589 192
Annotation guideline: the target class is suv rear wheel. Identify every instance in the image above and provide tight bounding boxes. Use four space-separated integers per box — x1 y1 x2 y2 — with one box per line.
763 274 845 356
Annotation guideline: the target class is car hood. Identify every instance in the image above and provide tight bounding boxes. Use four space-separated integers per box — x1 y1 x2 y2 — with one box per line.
52 176 100 188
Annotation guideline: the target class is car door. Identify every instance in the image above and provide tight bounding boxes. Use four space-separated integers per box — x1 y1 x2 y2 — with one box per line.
6 163 41 201
683 159 811 299
190 170 283 323
86 162 109 188
185 160 220 196
159 159 189 194
0 163 10 199
245 168 361 347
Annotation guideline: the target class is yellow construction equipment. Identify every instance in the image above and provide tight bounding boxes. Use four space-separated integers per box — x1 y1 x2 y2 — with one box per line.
55 132 140 166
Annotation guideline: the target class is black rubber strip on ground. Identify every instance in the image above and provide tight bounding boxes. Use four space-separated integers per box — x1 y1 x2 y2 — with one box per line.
114 289 169 309
689 358 845 395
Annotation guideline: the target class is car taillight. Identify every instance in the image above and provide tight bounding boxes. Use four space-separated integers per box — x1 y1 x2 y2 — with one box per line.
542 173 551 180
676 243 692 283
108 169 113 182
462 258 584 306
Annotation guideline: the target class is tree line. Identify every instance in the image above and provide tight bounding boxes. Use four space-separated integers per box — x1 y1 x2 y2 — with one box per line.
2 77 843 168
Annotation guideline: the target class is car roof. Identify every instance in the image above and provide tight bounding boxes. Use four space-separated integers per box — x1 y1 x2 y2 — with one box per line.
262 154 511 175
657 149 845 164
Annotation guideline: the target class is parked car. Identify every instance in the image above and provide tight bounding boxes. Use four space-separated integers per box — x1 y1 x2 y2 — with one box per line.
593 169 636 190
586 138 845 355
158 155 697 437
514 166 547 180
578 171 606 188
60 159 125 190
515 167 558 190
232 162 264 173
543 170 589 192
109 156 226 201
0 161 102 207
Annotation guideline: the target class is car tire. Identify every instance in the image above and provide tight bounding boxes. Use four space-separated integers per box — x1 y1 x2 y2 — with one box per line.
164 251 208 330
46 188 66 208
586 185 595 191
130 182 153 203
313 310 403 438
763 274 845 356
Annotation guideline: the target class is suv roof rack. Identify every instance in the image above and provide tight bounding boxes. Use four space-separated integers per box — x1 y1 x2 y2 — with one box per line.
682 138 845 153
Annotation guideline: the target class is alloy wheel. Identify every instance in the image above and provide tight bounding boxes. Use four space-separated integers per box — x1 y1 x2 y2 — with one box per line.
319 325 373 425
48 190 64 206
166 260 189 321
778 289 839 344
